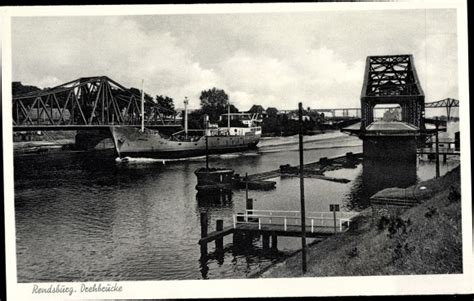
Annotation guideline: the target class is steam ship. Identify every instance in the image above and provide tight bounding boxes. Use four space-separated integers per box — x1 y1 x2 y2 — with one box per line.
110 112 262 160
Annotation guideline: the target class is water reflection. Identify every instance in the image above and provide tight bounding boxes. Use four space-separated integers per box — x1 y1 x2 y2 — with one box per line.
347 158 418 209
196 191 233 207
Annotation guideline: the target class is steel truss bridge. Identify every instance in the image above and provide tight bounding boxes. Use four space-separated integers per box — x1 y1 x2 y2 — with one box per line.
11 75 459 132
424 98 459 120
338 54 460 147
12 76 179 131
360 54 425 130
314 97 459 121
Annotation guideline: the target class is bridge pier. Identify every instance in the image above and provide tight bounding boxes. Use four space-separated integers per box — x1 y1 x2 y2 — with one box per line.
362 135 417 163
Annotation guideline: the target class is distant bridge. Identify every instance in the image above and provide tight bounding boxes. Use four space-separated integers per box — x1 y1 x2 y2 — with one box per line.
12 76 180 131
312 98 459 121
424 98 459 120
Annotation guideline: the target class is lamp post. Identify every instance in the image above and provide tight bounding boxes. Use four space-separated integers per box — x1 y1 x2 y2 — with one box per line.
227 100 231 133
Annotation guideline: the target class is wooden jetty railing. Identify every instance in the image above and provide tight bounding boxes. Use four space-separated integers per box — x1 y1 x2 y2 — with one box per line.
233 209 358 233
417 147 460 156
198 209 360 258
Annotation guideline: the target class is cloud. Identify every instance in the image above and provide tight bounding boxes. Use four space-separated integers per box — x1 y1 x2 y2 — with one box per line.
12 17 221 109
11 9 458 113
219 47 364 110
413 33 458 102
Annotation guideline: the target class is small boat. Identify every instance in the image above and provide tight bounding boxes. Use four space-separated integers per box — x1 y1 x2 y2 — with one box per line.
194 167 234 193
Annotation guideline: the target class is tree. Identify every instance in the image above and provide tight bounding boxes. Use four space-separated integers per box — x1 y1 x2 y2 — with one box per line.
199 87 238 122
266 107 279 118
248 105 265 114
155 95 176 117
186 109 205 129
12 82 41 96
129 87 153 103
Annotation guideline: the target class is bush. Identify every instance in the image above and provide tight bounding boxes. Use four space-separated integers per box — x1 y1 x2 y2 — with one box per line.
424 206 438 218
377 215 411 238
448 186 461 203
347 247 359 258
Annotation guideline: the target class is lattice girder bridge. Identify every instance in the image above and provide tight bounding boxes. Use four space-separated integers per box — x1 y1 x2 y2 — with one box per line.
13 76 176 130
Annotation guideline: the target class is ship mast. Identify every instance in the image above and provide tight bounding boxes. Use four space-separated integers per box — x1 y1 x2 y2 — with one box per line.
184 97 189 139
140 79 145 133
227 100 231 134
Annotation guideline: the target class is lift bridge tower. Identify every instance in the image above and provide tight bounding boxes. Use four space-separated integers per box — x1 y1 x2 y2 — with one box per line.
345 54 425 163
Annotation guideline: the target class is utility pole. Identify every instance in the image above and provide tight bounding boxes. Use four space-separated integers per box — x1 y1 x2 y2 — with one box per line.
298 102 307 274
205 135 209 170
140 79 145 133
435 117 440 178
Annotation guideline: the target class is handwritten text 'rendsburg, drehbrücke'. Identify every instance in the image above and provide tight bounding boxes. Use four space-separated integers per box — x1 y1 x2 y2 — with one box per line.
32 282 123 296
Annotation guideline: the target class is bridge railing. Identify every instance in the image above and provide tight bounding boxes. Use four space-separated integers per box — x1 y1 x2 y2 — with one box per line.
232 209 359 233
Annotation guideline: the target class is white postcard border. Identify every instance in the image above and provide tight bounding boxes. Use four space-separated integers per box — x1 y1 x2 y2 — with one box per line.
2 1 472 300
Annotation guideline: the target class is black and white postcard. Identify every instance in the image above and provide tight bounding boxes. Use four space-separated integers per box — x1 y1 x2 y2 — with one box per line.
1 1 472 300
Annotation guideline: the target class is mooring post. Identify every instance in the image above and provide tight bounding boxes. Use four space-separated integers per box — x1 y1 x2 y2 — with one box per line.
215 219 224 253
298 102 307 274
435 117 440 178
200 212 208 257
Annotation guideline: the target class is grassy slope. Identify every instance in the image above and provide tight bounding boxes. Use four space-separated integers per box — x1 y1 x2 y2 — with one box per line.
261 166 462 278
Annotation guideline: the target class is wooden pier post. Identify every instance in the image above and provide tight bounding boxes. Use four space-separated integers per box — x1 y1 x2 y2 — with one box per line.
262 234 270 250
233 213 244 247
271 234 278 251
215 219 224 253
200 212 208 257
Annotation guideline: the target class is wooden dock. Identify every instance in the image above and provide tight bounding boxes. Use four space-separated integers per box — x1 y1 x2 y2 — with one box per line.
198 209 359 257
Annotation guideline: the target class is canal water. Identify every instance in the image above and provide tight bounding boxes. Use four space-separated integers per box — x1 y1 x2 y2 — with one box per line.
13 132 459 282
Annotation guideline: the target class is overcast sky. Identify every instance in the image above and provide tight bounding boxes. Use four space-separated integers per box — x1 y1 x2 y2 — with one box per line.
12 8 458 111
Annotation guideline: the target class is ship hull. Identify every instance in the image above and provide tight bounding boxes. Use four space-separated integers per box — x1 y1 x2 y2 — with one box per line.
110 126 260 159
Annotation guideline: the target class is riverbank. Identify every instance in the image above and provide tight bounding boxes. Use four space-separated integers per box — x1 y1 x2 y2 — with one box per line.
259 165 462 277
